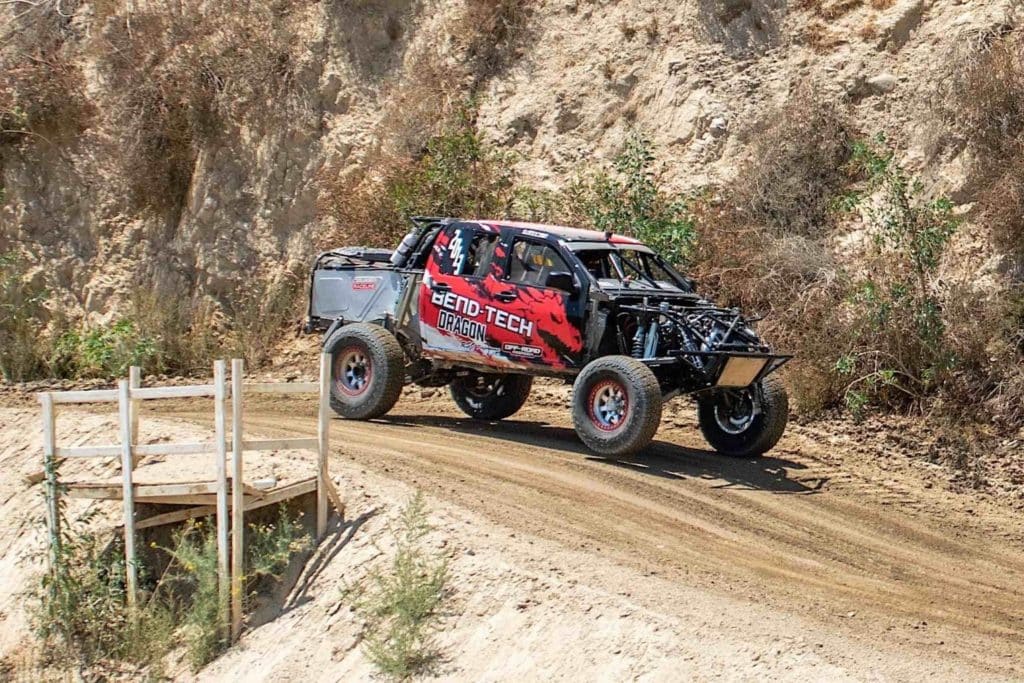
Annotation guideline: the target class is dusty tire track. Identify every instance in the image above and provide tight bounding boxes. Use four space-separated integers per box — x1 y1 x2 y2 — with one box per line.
161 392 1024 676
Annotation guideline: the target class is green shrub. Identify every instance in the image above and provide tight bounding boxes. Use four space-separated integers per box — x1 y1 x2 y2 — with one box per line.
52 318 157 379
164 521 224 670
164 508 310 670
320 103 516 248
833 136 960 415
349 492 448 680
0 252 52 381
567 131 697 265
32 509 175 677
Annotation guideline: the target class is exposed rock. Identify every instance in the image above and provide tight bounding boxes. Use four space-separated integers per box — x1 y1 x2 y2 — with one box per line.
866 73 898 94
708 116 729 138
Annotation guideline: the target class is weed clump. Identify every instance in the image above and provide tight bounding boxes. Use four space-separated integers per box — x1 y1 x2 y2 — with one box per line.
51 319 157 379
831 137 960 415
0 252 54 381
32 502 310 677
350 492 449 680
32 511 174 677
933 28 1024 257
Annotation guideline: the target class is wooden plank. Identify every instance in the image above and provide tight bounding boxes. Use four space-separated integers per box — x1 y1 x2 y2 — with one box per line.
137 481 220 497
213 361 230 635
131 384 217 400
240 437 318 452
136 505 216 530
230 358 245 642
54 444 121 459
40 393 61 573
322 475 346 521
243 478 317 511
129 366 141 467
242 382 318 395
50 389 118 404
136 494 220 506
117 380 138 609
134 441 216 457
65 484 122 499
241 482 265 499
317 352 331 539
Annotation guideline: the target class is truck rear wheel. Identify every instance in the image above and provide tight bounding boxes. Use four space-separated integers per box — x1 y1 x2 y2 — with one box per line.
572 356 663 457
697 375 788 457
325 323 405 420
450 373 532 420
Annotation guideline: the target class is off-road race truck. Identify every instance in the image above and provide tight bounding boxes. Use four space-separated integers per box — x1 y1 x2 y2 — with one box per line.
304 217 791 457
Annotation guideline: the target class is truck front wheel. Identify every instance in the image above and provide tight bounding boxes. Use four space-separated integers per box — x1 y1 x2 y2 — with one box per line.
571 356 663 457
697 375 788 457
450 373 532 420
325 323 405 420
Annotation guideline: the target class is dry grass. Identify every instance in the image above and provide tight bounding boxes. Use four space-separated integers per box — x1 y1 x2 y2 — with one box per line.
94 2 314 216
689 198 846 413
0 2 93 146
933 28 1024 171
731 86 855 238
459 0 533 84
317 104 516 250
933 29 1024 257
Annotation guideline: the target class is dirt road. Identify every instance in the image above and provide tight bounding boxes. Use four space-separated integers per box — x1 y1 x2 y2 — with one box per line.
161 385 1024 679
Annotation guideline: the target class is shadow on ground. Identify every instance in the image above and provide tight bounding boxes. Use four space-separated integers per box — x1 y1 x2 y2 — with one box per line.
367 414 827 495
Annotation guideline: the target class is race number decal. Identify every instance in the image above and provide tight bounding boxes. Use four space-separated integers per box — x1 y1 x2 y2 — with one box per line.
448 230 466 275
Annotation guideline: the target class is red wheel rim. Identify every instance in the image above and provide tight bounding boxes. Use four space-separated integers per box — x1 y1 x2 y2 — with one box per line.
587 379 628 432
334 346 372 397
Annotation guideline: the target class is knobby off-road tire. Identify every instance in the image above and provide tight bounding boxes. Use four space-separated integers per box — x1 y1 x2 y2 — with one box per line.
325 323 405 420
572 356 663 457
450 373 533 420
697 374 789 458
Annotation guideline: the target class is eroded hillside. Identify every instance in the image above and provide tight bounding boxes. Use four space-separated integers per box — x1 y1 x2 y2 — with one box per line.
2 0 1023 428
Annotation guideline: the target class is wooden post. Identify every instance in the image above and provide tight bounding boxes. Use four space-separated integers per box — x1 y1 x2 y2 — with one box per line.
214 360 230 632
39 393 60 571
117 380 138 608
129 366 141 467
230 358 244 641
317 352 331 539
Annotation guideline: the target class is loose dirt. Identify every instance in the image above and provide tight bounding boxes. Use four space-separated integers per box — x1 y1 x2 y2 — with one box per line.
173 384 1024 680
2 382 1022 680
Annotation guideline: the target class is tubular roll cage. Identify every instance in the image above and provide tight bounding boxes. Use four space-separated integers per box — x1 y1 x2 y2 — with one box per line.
617 301 793 389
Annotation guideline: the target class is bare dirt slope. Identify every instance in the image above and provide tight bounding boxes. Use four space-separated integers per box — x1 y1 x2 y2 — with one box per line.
159 386 1024 681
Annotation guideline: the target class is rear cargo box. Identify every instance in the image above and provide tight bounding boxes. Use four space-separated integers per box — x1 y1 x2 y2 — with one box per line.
309 250 406 326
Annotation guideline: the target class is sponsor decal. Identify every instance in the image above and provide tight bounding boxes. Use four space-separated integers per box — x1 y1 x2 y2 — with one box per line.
352 277 380 291
521 229 548 239
429 289 535 339
502 342 543 358
439 310 487 343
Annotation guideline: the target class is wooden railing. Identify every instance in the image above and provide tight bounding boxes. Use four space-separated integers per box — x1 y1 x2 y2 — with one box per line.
38 354 340 641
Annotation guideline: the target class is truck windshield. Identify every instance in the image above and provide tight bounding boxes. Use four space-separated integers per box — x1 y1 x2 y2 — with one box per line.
575 247 688 292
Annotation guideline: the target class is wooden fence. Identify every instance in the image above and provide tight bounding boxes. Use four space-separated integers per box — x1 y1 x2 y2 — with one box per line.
39 354 341 641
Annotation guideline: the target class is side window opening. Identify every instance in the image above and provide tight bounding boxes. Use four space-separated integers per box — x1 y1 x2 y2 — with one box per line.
507 239 570 288
443 228 498 277
466 232 499 277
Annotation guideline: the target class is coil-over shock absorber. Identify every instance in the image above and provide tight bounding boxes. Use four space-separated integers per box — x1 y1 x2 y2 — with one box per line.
631 324 646 358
